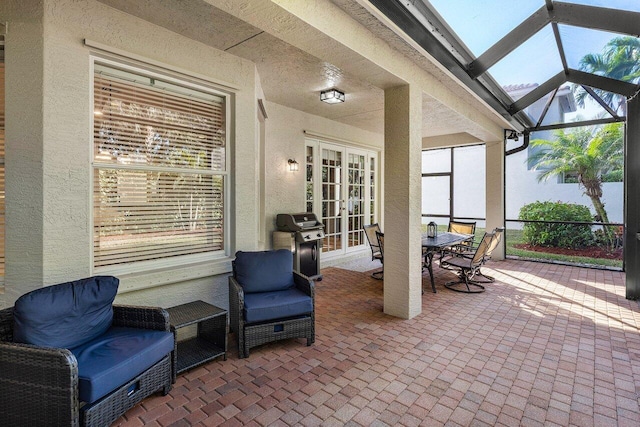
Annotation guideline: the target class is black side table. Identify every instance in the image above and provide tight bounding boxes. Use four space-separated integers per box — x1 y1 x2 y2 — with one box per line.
167 300 227 373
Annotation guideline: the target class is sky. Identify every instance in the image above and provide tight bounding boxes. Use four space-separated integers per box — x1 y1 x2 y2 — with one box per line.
427 0 638 118
428 0 638 86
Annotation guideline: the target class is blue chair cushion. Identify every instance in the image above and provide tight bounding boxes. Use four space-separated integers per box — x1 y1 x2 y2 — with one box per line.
70 326 174 404
234 250 295 293
243 288 313 323
13 276 119 349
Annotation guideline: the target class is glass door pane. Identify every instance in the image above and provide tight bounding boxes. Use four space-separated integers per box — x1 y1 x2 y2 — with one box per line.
369 155 377 226
321 146 343 254
347 151 366 249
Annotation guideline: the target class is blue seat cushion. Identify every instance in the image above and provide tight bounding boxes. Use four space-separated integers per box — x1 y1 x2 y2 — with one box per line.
243 288 313 323
70 326 174 404
13 276 119 349
234 250 295 293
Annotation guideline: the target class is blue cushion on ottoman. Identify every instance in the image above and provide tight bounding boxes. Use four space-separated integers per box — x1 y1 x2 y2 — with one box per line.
243 288 313 323
70 327 174 403
13 276 119 349
234 250 295 293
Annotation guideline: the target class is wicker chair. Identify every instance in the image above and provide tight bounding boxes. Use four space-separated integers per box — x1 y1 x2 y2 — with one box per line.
0 277 175 427
441 231 496 293
363 223 383 279
229 250 315 358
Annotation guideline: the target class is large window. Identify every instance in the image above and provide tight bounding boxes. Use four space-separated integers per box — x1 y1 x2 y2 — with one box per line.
92 62 227 272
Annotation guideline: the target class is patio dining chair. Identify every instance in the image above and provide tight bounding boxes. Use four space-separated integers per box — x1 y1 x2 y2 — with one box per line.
440 230 496 293
363 223 383 279
445 220 477 254
465 227 504 283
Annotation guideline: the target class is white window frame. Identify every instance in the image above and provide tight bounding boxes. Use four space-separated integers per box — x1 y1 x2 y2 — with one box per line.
90 57 231 276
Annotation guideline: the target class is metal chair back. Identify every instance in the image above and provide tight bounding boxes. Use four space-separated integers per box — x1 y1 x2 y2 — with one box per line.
375 231 384 258
364 223 382 261
448 220 476 235
470 231 495 267
485 227 505 259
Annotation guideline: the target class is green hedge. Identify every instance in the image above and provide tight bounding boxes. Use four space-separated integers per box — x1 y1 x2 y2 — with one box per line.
518 201 594 248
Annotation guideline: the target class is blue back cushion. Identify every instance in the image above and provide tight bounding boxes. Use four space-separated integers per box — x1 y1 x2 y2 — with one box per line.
234 250 295 293
13 276 119 349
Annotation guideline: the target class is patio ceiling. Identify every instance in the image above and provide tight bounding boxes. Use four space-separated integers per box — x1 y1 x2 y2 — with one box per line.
96 0 510 142
367 0 640 133
96 1 639 140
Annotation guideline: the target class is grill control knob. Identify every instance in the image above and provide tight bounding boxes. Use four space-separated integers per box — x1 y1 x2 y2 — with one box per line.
305 235 310 239
317 233 322 237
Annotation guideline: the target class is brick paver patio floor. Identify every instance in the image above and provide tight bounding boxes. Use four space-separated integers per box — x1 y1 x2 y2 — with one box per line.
115 259 640 426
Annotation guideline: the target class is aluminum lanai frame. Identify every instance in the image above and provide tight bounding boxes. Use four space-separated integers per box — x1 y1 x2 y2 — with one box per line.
369 0 640 299
370 0 640 134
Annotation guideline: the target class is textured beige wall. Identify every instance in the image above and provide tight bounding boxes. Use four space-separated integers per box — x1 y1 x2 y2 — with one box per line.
0 0 384 309
2 0 46 306
1 0 258 308
263 101 382 248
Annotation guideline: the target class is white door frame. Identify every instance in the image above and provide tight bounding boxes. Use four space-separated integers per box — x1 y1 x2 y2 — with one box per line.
306 138 378 259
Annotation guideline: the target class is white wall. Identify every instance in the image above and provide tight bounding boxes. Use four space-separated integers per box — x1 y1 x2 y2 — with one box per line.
421 143 623 230
505 148 623 224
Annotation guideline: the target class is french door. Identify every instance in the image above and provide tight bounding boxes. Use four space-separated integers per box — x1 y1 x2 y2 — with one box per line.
306 139 378 258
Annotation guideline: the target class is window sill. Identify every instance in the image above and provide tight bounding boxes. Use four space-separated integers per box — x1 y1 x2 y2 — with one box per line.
115 257 233 294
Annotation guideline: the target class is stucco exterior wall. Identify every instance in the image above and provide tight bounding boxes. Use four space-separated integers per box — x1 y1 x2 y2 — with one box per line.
262 101 382 249
506 149 624 224
1 0 258 308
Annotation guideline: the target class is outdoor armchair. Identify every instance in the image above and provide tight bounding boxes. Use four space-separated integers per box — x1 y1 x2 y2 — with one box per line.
229 249 315 358
0 276 175 427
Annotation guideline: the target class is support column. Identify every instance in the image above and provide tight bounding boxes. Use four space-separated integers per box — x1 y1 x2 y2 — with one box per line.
486 139 505 259
383 85 422 319
625 97 640 299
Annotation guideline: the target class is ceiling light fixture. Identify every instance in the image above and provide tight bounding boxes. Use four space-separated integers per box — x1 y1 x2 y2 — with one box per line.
320 88 345 104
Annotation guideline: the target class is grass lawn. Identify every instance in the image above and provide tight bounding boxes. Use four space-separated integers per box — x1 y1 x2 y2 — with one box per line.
421 223 623 269
505 228 622 269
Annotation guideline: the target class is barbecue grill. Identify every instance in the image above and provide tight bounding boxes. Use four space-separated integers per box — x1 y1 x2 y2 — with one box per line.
273 212 325 280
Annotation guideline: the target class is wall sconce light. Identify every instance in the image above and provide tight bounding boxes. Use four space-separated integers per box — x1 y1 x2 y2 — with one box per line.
288 159 299 171
320 88 345 104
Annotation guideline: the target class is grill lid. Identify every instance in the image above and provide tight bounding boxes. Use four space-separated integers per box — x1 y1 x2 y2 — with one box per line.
276 213 324 232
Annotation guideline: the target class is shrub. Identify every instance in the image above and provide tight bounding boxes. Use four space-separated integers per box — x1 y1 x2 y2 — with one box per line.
518 201 594 248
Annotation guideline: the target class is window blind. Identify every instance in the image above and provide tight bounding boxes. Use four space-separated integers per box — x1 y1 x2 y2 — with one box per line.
93 64 226 270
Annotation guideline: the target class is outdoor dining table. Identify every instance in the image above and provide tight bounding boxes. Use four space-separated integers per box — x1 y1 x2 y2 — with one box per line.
422 232 474 293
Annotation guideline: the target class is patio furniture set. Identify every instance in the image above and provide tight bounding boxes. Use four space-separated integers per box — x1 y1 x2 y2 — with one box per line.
0 224 498 424
364 220 504 293
0 248 315 425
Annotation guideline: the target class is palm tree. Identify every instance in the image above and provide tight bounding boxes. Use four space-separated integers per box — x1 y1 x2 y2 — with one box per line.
574 36 640 115
529 123 623 246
